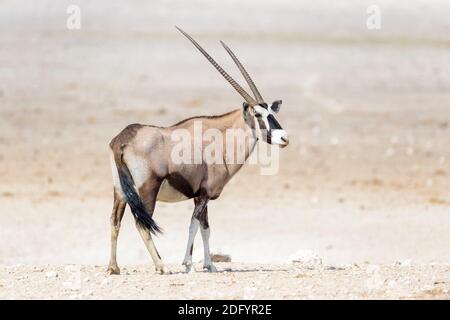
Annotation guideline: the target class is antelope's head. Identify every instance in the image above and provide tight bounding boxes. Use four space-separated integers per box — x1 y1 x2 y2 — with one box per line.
177 27 289 148
246 101 288 147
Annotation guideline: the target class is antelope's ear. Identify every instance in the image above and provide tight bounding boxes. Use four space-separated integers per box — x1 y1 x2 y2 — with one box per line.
270 100 282 113
243 102 250 112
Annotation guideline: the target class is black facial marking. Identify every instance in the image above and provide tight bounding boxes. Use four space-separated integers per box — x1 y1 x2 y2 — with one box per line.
267 114 282 130
256 117 271 144
264 130 271 144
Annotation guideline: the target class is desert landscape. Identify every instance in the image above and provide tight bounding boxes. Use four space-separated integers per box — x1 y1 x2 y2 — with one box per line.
0 0 449 299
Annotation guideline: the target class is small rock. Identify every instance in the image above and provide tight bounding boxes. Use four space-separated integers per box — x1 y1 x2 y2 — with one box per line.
393 259 413 267
366 274 385 291
65 265 81 273
101 277 112 286
366 264 381 274
400 259 412 267
288 250 322 268
63 281 81 291
387 280 397 288
83 290 94 297
45 271 58 279
243 286 257 299
211 252 232 263
325 265 345 271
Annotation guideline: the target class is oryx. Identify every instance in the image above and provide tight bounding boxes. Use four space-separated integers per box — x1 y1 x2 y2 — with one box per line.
107 27 289 275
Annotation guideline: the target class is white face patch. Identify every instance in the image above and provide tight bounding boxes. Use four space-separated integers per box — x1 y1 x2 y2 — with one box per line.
253 105 289 147
253 105 270 117
253 105 271 132
271 129 289 146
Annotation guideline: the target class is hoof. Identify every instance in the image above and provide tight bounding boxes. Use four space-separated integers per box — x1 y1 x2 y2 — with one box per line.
156 265 171 275
107 265 120 275
183 261 194 273
203 264 217 273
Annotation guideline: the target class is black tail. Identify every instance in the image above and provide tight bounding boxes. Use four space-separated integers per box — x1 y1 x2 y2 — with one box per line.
116 158 162 235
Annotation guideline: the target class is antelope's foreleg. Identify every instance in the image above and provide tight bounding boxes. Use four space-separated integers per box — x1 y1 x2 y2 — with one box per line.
182 217 200 272
200 226 216 272
187 197 216 272
182 197 210 273
198 206 216 272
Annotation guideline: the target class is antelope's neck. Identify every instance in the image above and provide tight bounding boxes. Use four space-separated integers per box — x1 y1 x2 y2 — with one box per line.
221 108 258 176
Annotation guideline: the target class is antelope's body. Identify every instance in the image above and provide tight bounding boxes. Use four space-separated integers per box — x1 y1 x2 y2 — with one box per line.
107 28 288 274
111 109 256 203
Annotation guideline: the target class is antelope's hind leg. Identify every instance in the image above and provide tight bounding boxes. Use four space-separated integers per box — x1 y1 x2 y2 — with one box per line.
135 224 169 275
134 178 170 275
107 190 126 275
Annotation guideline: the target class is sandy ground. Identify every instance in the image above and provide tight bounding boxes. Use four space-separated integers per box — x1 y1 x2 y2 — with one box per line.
1 263 449 299
1 1 450 299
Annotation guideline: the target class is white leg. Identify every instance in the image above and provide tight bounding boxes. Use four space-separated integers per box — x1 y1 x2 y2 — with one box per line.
201 227 217 272
182 218 199 272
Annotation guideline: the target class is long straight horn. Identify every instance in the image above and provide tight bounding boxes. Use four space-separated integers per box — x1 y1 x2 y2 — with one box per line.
176 26 257 106
220 41 264 104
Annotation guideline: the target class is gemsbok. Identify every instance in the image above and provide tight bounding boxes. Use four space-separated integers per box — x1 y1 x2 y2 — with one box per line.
107 27 289 275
